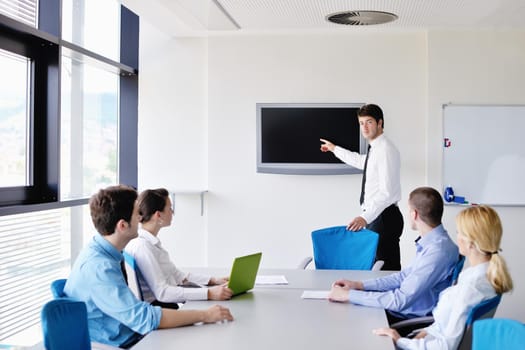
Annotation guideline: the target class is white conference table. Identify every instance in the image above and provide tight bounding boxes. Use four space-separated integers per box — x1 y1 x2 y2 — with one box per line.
132 269 395 349
224 267 392 289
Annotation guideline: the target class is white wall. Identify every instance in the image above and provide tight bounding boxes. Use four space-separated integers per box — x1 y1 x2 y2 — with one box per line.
138 20 209 266
138 21 525 320
426 30 525 321
205 33 427 268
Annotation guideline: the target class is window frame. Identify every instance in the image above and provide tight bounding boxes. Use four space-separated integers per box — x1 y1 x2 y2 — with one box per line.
0 1 138 215
0 13 59 207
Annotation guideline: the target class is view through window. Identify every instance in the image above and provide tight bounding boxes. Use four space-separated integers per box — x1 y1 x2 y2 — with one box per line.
0 0 136 345
0 49 30 188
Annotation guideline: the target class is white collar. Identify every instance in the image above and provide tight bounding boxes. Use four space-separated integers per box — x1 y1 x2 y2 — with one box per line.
138 228 161 246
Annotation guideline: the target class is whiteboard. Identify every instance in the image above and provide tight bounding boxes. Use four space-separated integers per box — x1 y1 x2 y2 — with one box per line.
443 104 525 206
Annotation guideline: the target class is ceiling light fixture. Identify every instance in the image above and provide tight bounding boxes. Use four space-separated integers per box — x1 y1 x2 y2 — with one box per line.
326 10 398 26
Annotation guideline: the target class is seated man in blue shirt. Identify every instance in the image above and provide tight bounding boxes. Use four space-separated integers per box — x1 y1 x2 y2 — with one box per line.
328 187 459 325
64 185 233 348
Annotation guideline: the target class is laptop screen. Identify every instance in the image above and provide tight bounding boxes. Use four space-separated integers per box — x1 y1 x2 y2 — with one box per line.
227 252 262 296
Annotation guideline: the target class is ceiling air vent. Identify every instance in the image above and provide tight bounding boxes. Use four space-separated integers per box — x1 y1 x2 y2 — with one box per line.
326 10 398 26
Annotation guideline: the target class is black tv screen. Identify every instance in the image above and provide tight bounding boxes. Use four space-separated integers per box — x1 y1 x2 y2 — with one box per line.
256 103 366 175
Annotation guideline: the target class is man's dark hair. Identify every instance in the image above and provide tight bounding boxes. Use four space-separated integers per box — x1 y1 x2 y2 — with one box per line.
138 188 170 223
89 185 137 236
409 187 444 227
357 104 384 128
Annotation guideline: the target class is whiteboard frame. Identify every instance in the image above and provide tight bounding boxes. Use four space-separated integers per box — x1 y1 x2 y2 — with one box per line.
442 103 525 207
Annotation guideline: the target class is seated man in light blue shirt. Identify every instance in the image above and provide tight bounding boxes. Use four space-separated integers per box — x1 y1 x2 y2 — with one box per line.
64 185 233 348
328 187 459 324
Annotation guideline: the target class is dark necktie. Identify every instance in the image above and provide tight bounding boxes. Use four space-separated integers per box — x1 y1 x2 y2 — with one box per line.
120 259 128 285
360 144 371 205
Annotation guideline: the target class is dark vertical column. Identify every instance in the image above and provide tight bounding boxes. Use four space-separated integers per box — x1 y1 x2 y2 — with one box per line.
119 5 139 188
38 0 61 37
37 0 61 201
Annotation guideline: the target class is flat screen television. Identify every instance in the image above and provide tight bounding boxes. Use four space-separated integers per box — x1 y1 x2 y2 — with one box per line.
256 103 366 175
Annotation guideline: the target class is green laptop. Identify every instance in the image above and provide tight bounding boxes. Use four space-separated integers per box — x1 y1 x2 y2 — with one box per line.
227 252 262 296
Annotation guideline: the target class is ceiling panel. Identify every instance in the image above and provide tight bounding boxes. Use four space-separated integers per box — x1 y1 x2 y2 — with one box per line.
127 0 525 36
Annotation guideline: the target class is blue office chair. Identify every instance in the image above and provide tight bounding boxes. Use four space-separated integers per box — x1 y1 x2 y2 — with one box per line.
457 294 502 350
304 226 381 270
50 279 67 298
394 294 502 349
41 298 91 350
123 251 179 310
451 255 465 285
122 251 145 301
472 318 525 350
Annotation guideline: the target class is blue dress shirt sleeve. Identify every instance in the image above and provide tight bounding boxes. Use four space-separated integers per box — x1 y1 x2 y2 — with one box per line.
349 248 451 313
88 259 162 335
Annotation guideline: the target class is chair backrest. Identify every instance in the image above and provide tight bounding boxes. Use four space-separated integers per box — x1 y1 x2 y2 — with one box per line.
311 226 379 270
41 298 91 350
123 251 144 301
472 318 525 350
451 255 466 285
457 294 502 350
50 279 67 298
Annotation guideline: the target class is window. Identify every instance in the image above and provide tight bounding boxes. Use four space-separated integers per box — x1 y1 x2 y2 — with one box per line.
0 0 38 27
0 8 59 207
0 208 71 341
60 55 119 200
0 49 30 187
62 0 120 61
0 0 138 344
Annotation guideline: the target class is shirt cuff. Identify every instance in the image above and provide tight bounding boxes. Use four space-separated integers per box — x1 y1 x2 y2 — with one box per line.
151 305 162 329
183 287 208 300
348 289 362 303
187 273 211 285
395 337 412 349
361 279 377 290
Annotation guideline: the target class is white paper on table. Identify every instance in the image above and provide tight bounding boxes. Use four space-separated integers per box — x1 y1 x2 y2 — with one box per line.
301 290 330 299
255 275 289 285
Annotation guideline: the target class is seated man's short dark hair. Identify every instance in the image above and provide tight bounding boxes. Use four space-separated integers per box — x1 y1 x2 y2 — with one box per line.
89 185 138 235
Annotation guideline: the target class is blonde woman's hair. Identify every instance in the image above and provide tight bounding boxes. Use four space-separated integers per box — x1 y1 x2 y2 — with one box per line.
456 205 513 294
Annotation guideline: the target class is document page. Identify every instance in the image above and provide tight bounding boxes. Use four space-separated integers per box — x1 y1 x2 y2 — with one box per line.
301 290 330 299
255 275 289 285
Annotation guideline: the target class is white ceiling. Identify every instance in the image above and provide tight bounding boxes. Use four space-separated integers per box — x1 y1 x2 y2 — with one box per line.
122 0 525 36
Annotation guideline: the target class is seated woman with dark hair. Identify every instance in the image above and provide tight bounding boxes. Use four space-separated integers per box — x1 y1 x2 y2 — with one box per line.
125 188 232 305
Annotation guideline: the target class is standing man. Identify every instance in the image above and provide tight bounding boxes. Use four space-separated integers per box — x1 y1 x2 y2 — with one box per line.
64 185 233 348
320 103 403 270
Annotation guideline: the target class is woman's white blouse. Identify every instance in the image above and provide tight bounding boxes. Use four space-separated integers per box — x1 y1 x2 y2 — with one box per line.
396 262 496 350
125 229 211 302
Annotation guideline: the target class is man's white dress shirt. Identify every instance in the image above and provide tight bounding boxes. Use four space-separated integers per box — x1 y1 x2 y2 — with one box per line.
333 133 401 223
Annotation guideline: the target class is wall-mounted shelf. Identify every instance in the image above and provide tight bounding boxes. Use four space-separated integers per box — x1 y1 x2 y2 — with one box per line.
170 190 208 216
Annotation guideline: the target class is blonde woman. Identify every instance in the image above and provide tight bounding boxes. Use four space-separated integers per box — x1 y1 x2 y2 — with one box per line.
373 205 513 349
125 188 232 305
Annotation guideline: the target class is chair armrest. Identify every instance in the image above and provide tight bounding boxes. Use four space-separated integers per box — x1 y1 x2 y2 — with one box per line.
91 342 123 349
371 260 384 271
390 316 435 329
298 256 313 269
390 315 435 337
